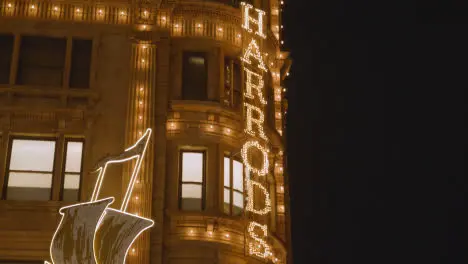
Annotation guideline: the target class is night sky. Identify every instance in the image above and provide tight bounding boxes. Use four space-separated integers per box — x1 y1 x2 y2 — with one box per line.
282 1 464 264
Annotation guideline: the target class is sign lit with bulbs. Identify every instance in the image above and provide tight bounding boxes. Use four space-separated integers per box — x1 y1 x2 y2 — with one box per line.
240 2 275 260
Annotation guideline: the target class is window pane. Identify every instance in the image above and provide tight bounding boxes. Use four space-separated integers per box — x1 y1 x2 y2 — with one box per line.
63 174 80 202
181 184 202 211
224 188 231 214
181 184 202 199
224 157 230 187
182 52 207 100
7 172 52 200
233 160 243 192
181 152 203 182
0 34 14 84
17 36 66 86
70 39 92 88
233 191 244 215
65 141 83 173
9 139 55 171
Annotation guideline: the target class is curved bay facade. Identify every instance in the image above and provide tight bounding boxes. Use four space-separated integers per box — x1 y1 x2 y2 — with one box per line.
0 0 291 263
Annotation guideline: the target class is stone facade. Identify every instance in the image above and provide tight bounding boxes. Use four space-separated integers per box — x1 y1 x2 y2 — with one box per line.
0 0 291 263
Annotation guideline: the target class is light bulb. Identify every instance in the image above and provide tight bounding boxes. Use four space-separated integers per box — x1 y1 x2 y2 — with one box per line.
141 59 145 63
142 45 147 49
210 125 213 129
76 8 80 12
132 248 135 253
207 231 213 236
53 6 58 11
139 115 143 120
286 72 290 76
225 233 230 238
237 33 241 38
197 23 202 28
189 229 194 234
142 24 147 29
135 196 139 200
139 101 143 105
7 3 12 7
30 4 35 9
140 87 144 91
174 24 179 28
218 27 223 32
143 10 148 16
120 11 125 15
161 16 166 21
283 88 286 92
226 128 231 133
98 9 103 14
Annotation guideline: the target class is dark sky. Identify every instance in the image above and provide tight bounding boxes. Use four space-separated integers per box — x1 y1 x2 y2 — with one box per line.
283 1 464 264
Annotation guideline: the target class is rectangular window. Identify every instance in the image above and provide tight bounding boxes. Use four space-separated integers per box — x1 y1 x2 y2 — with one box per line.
182 52 207 100
62 140 84 202
179 151 205 211
16 36 66 86
0 34 14 84
223 156 244 216
4 139 56 201
69 39 92 89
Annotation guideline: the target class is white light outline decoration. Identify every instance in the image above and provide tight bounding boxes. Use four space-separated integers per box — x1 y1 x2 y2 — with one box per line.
240 2 266 39
244 67 267 105
241 39 268 72
90 128 152 212
45 197 115 264
104 207 155 264
46 129 154 264
248 221 272 258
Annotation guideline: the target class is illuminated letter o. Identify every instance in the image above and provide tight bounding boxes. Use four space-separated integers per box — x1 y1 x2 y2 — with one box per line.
241 140 269 176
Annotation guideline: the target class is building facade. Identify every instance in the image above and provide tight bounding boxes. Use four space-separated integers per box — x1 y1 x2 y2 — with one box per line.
0 0 291 263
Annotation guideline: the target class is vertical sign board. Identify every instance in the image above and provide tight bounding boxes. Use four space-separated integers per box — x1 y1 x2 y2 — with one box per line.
240 2 275 261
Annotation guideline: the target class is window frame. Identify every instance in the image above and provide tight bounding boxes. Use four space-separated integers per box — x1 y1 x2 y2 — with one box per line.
178 150 207 211
223 155 245 216
59 138 85 202
2 136 58 201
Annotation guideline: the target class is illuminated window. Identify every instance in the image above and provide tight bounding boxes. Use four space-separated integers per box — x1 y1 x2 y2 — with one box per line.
62 140 84 202
223 156 244 216
0 34 14 84
16 36 66 86
69 39 92 88
182 52 207 100
4 139 56 201
179 151 205 211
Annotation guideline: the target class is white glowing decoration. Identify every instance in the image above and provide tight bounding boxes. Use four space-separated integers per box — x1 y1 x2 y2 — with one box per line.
45 129 154 264
241 39 267 72
248 222 271 258
244 103 267 140
90 128 152 211
241 2 266 39
244 68 267 104
241 140 269 177
246 178 271 215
